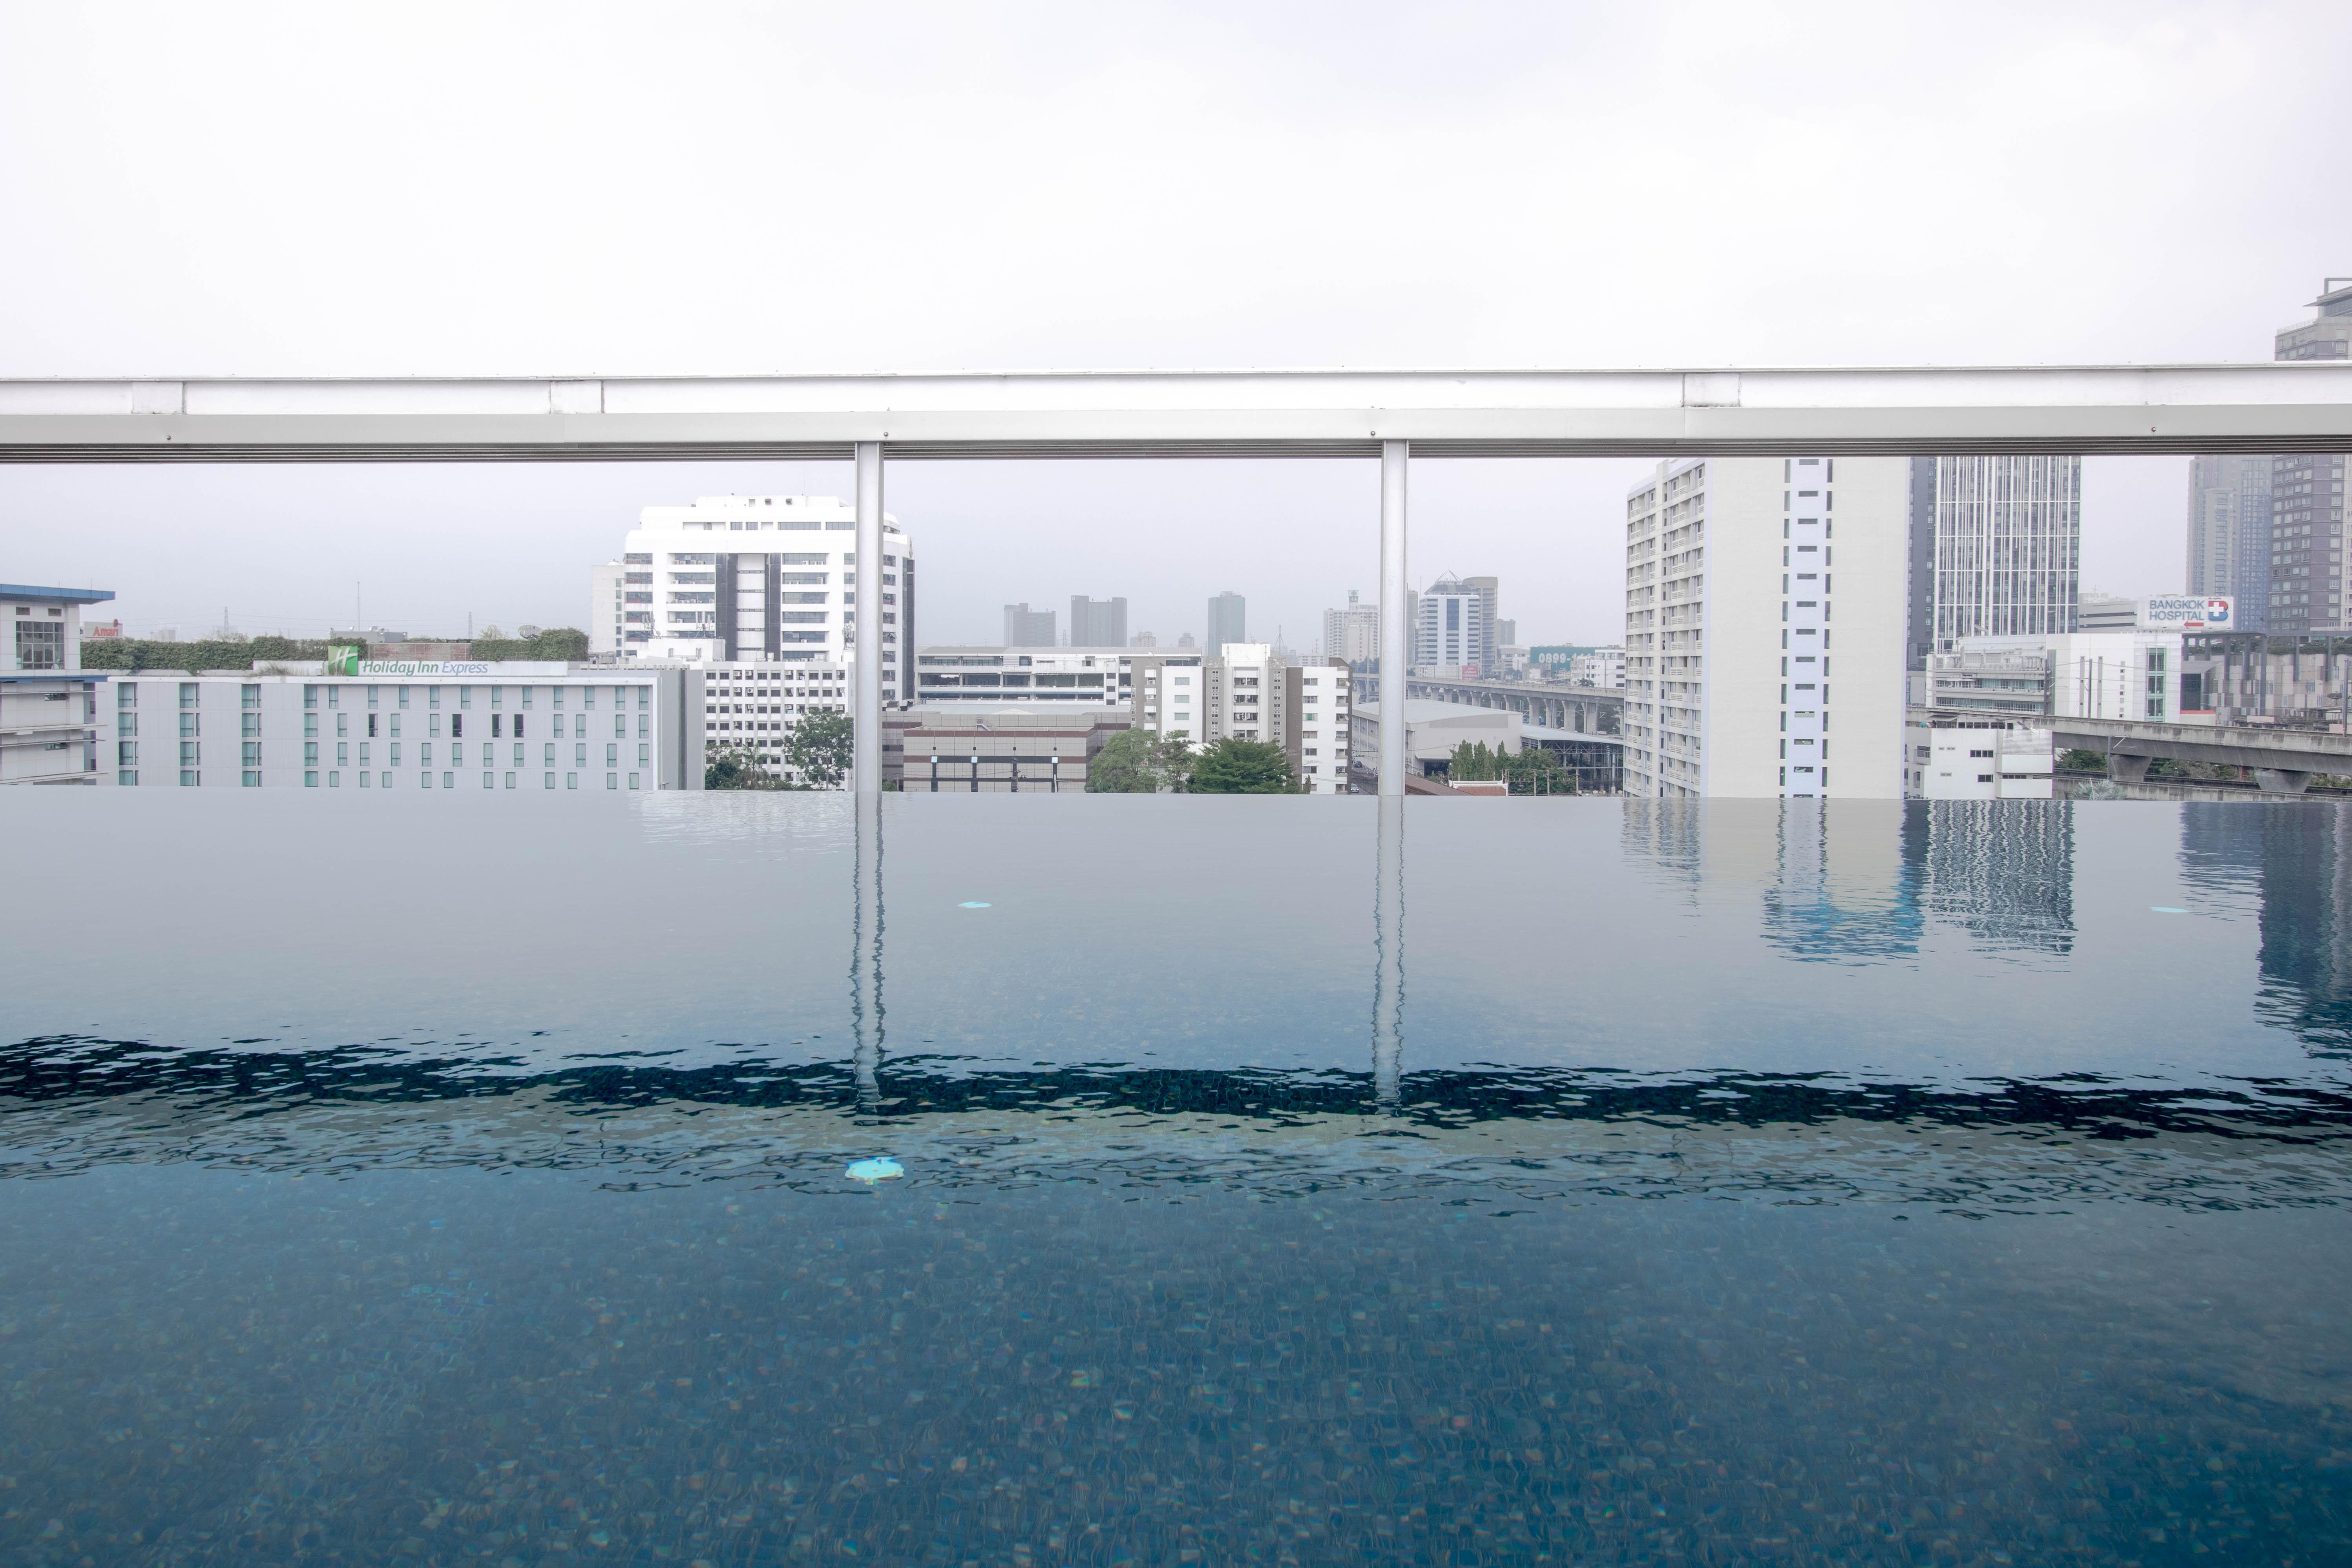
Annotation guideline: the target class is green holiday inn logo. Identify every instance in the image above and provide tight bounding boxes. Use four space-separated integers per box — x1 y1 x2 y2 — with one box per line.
327 644 362 676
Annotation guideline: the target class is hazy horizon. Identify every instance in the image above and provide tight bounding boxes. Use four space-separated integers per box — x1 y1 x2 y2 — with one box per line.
2 2 2344 647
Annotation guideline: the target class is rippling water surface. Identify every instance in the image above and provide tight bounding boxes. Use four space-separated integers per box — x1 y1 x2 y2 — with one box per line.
3 792 2349 1566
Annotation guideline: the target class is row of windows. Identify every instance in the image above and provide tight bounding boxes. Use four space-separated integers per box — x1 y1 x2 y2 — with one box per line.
116 681 652 712
121 768 648 790
122 741 649 770
120 710 648 740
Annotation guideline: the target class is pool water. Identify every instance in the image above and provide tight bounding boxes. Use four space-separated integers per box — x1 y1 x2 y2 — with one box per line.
3 794 2348 1565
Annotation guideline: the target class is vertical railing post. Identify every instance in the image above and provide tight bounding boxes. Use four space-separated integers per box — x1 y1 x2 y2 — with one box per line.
851 789 884 1115
1372 792 1404 1111
854 441 884 794
1379 440 1408 795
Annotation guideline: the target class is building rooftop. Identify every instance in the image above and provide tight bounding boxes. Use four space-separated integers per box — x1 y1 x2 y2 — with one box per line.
1 584 114 605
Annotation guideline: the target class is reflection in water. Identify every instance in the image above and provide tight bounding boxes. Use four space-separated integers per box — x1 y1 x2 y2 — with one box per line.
1760 801 1922 962
2183 802 2352 1058
852 791 886 1113
1920 799 2076 958
1371 794 1403 1112
1627 798 2074 965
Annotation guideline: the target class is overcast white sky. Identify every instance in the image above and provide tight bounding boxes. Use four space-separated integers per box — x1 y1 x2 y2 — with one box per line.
2 1 2347 645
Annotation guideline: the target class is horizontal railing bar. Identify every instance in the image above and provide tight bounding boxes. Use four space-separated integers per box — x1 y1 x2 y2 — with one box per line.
0 434 2347 463
0 362 2345 460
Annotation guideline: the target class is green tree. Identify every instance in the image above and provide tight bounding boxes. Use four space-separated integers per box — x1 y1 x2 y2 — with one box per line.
1445 738 1576 793
705 745 789 790
1501 746 1575 795
1151 732 1198 792
1187 737 1299 794
786 710 854 790
1087 728 1202 792
1087 728 1161 792
1447 739 1502 780
2058 748 2106 774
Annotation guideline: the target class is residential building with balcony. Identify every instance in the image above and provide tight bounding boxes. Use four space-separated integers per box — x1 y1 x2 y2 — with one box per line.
1622 456 1908 800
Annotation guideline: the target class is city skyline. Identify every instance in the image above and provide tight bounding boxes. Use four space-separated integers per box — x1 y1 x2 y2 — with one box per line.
4 5 2341 677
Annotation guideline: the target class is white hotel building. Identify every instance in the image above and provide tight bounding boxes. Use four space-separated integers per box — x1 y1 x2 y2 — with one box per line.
1622 456 1907 798
592 494 914 700
103 664 694 792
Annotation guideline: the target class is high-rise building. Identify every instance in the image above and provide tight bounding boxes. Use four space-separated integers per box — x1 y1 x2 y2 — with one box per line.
1003 603 1056 646
1913 456 2082 654
1622 456 1908 798
1493 617 1516 653
1070 595 1127 648
1462 577 1501 675
2187 457 2274 633
1322 590 1380 664
1413 576 1485 674
592 494 914 700
1207 592 1247 654
2267 279 2352 632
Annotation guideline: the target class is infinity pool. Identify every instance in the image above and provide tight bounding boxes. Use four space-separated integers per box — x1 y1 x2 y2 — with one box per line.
3 794 2348 1565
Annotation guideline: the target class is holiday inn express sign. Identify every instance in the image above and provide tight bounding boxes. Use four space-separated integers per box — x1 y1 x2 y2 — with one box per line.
327 646 568 678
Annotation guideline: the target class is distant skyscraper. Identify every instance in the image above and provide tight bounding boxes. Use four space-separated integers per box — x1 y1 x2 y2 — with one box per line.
1177 632 1196 648
1207 592 1246 654
1462 575 1500 675
2267 279 2352 632
1132 630 1158 648
1322 590 1380 663
1069 595 1127 647
1914 455 2082 653
1004 603 1055 646
2187 456 2273 632
1414 577 1485 673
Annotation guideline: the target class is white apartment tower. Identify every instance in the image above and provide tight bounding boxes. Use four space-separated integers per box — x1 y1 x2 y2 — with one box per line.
1622 456 1908 799
592 495 915 699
